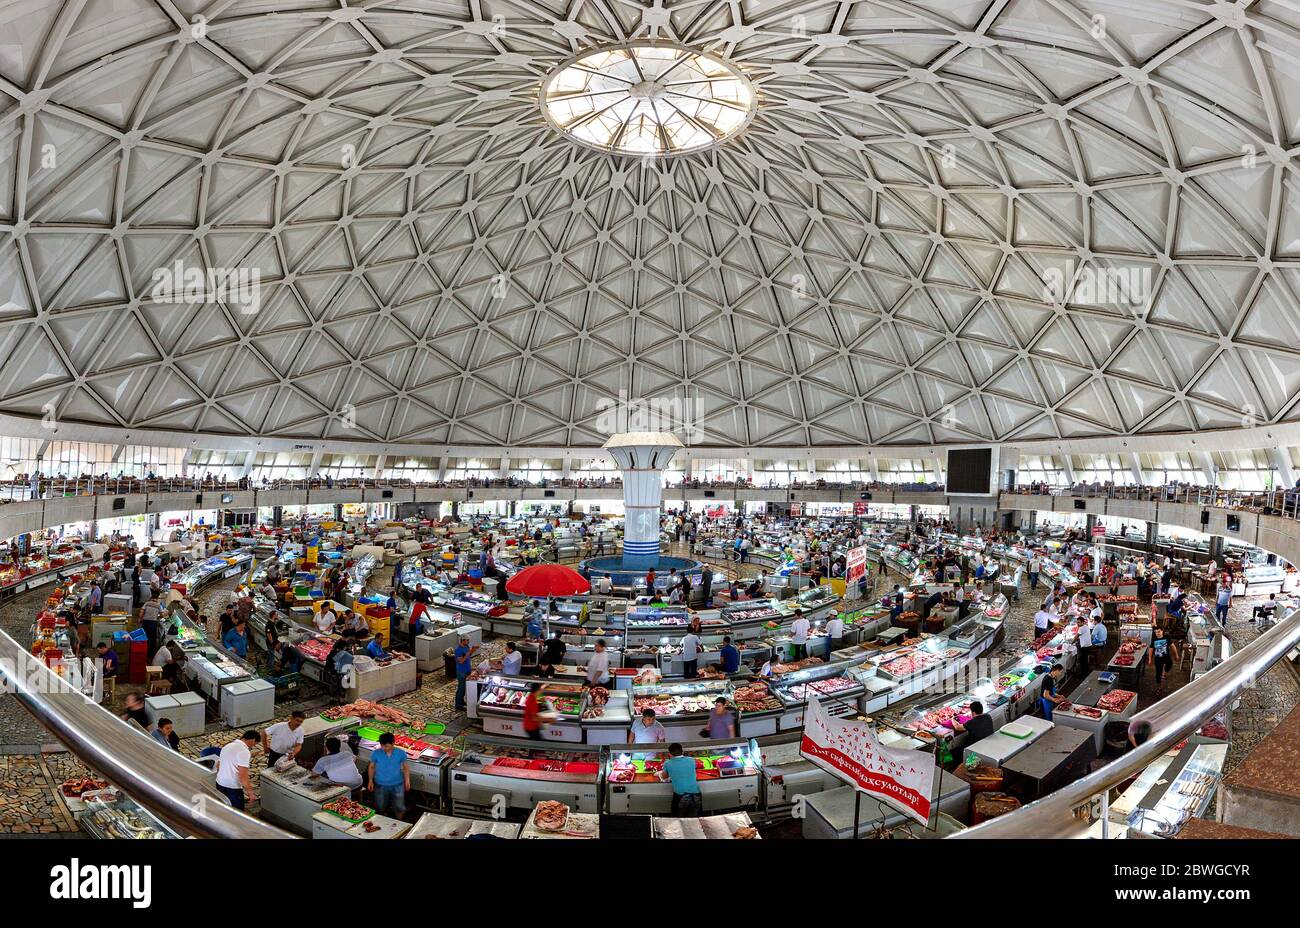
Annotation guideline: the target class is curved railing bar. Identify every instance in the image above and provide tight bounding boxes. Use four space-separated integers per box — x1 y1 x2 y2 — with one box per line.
0 628 293 839
950 607 1300 838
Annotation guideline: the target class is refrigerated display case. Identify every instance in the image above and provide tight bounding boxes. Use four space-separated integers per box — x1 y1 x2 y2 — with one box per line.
605 740 760 814
630 677 734 739
448 736 602 815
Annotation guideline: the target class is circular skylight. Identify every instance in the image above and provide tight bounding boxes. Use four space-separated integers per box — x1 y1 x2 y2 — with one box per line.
541 43 756 156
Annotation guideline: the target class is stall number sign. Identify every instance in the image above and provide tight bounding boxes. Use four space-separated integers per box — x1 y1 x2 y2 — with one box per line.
1091 525 1106 538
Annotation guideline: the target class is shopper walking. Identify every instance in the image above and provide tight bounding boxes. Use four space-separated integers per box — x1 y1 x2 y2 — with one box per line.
1028 553 1041 590
1150 627 1178 696
1215 584 1231 624
680 628 701 679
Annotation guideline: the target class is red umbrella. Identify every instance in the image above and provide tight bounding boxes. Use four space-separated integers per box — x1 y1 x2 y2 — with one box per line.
505 563 591 597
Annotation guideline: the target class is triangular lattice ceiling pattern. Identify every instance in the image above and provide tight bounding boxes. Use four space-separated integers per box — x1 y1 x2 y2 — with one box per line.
3 0 1300 451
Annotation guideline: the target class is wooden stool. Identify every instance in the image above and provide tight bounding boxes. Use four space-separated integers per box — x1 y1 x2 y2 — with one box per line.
101 676 115 701
148 676 172 696
145 665 163 689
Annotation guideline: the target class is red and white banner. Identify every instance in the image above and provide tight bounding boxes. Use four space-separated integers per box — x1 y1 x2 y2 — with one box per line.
853 500 868 516
799 697 935 825
845 545 868 588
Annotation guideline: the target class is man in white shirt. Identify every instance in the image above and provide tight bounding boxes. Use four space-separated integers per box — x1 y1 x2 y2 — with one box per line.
310 737 363 788
1076 617 1092 665
315 606 337 634
1034 607 1057 635
501 641 523 676
1028 555 1042 590
627 708 668 745
790 609 811 660
824 614 845 660
680 630 702 678
585 638 611 687
216 731 259 809
262 711 306 766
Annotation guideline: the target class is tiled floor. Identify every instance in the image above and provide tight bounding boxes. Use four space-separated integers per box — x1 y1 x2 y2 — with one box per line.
0 550 1296 835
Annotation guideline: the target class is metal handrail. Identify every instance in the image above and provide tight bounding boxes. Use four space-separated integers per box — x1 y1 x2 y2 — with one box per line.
0 628 293 839
950 607 1300 838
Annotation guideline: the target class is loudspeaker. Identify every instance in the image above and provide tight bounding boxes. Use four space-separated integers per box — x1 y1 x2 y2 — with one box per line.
704 490 715 498
543 490 555 498
381 490 393 499
1200 509 1210 526
1226 515 1240 532
1073 499 1086 510
195 494 203 505
860 492 873 501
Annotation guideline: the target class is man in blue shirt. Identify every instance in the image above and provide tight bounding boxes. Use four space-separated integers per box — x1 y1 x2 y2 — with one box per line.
223 620 248 658
716 636 741 674
658 742 701 816
453 635 478 712
525 600 544 639
96 643 119 679
1215 585 1231 624
367 732 409 817
366 634 390 660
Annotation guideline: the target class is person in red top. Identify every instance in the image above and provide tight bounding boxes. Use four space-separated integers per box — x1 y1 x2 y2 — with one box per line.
523 682 546 741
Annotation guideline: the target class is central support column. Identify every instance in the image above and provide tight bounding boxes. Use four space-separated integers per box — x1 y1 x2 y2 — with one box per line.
603 432 684 570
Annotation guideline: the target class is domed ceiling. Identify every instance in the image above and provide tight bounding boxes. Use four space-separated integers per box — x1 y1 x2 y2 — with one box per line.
2 0 1300 453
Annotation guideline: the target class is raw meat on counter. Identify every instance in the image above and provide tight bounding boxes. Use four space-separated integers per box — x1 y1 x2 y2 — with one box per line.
322 700 415 726
322 797 374 822
534 800 569 831
1096 690 1137 714
733 681 782 712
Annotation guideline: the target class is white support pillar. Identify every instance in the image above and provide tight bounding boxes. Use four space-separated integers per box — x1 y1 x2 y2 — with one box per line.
868 458 880 482
435 457 447 482
1126 452 1143 486
931 456 945 484
1059 454 1076 485
308 450 324 478
239 451 255 479
1194 451 1217 487
560 455 573 479
1270 447 1294 489
372 454 387 479
605 433 683 568
499 456 510 479
180 448 194 478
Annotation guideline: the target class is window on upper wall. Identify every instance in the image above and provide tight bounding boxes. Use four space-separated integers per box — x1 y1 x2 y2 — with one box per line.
318 453 376 479
1016 454 1067 487
508 458 562 482
443 458 500 481
189 450 248 481
570 458 619 481
385 457 440 482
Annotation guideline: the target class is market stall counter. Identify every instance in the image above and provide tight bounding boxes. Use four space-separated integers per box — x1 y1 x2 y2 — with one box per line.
259 762 352 834
757 737 843 814
963 715 1054 767
312 807 412 839
1000 725 1097 801
405 811 521 839
449 736 602 816
605 739 761 814
654 811 759 839
349 721 461 800
800 772 972 839
519 803 600 839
